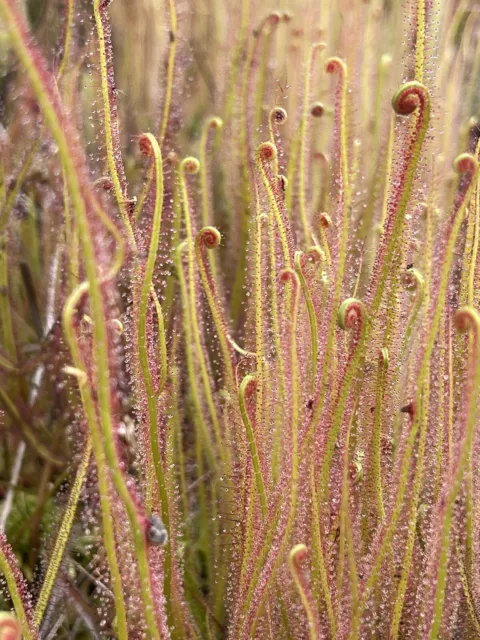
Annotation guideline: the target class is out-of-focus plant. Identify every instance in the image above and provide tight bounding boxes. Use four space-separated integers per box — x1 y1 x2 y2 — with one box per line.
0 0 480 638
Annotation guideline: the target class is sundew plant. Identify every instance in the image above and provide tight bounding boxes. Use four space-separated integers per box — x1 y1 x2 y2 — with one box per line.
0 0 480 638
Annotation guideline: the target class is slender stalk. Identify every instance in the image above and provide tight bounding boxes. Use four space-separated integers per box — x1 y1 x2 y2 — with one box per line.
239 374 267 520
298 43 325 244
415 0 426 83
0 531 38 640
137 133 168 518
34 440 92 626
371 348 389 522
179 157 228 468
288 545 321 640
92 0 135 246
294 250 318 389
429 307 480 638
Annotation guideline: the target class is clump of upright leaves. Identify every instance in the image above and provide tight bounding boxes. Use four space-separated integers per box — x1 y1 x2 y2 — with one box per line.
1 0 480 638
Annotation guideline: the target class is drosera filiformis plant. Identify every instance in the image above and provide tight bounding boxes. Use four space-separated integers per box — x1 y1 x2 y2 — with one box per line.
1 0 480 638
